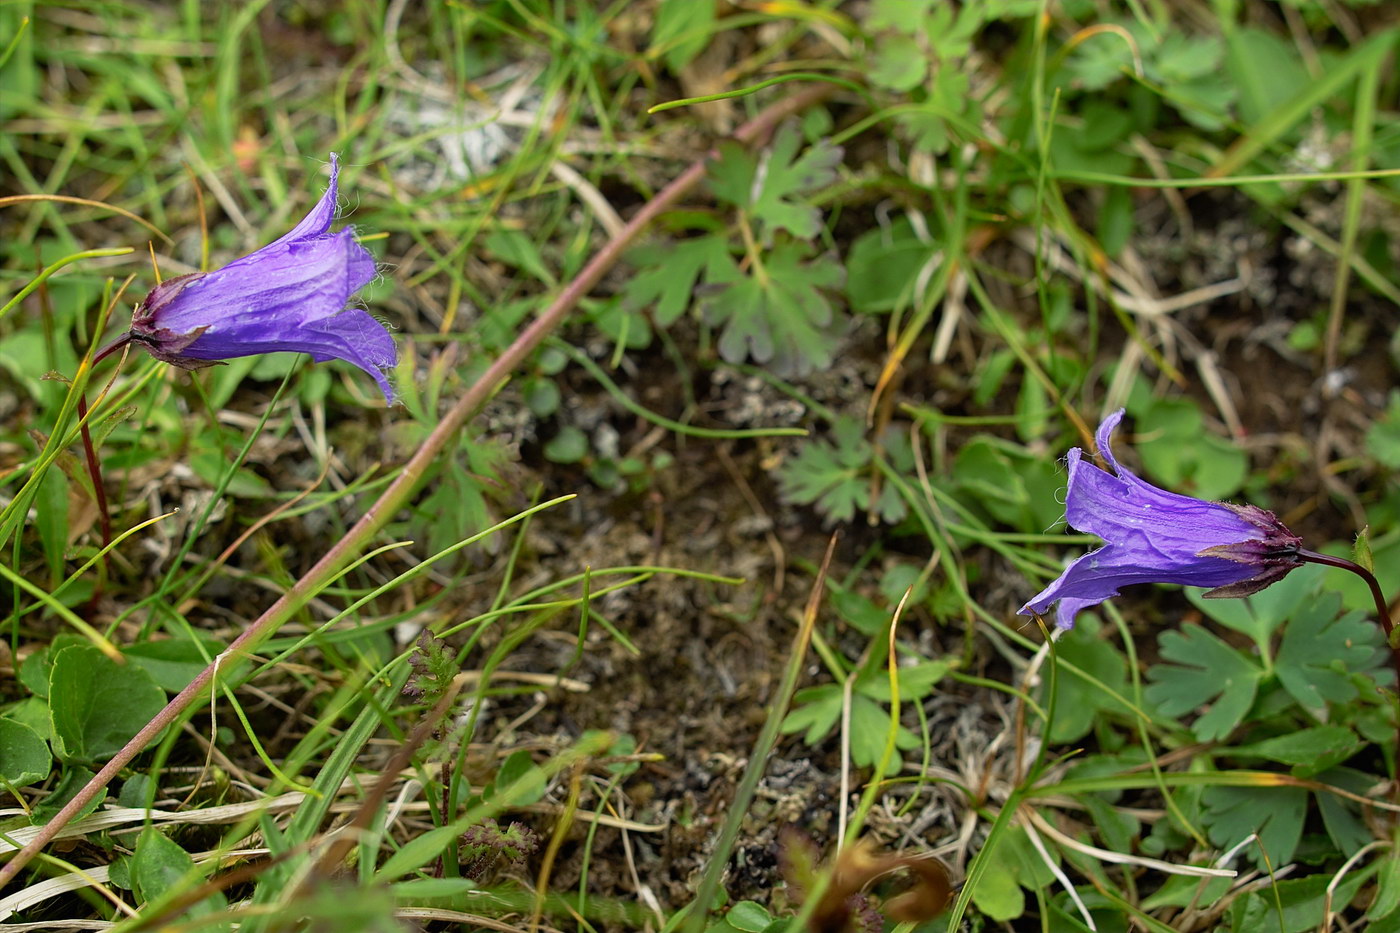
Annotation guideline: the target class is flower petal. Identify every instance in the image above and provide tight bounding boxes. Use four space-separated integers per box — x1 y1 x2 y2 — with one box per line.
1019 409 1303 629
263 153 344 249
127 154 395 403
1020 543 1260 629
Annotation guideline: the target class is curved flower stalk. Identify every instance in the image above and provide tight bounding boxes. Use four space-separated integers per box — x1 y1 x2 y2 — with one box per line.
126 153 396 402
1020 409 1303 629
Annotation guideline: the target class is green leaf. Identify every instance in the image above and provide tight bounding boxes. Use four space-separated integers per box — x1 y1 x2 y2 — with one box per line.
1152 31 1222 82
869 34 928 91
780 684 843 745
1184 561 1321 647
844 217 933 313
132 826 196 903
846 693 917 767
952 437 1029 524
523 375 561 418
1097 184 1133 259
19 632 93 700
5 697 51 740
1367 391 1400 468
387 877 479 901
492 750 546 807
775 416 914 524
709 122 841 244
1066 22 1138 90
651 0 716 72
1134 397 1246 499
1227 867 1367 932
1276 592 1385 712
702 241 846 374
969 856 1024 921
34 466 68 585
780 683 916 768
775 417 869 524
1202 783 1307 871
1144 625 1261 741
867 0 936 33
1355 527 1375 574
189 449 274 499
31 765 106 825
724 901 773 933
924 4 981 60
1315 767 1375 858
1226 27 1309 126
620 235 730 328
1046 616 1134 744
1370 851 1400 920
483 228 554 286
49 643 169 765
831 589 889 636
124 638 224 692
544 425 588 464
0 718 51 787
1231 725 1362 777
858 660 955 702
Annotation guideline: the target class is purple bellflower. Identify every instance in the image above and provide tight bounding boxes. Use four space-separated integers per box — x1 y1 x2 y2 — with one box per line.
128 153 396 402
1020 409 1303 629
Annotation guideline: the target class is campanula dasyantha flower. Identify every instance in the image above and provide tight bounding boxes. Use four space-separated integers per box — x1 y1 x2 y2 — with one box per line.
1020 409 1303 629
128 153 396 402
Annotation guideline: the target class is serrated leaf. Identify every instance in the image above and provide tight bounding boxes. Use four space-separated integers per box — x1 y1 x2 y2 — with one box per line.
847 693 917 768
708 122 841 244
1201 783 1307 871
702 241 845 375
1231 725 1361 775
925 4 981 60
1151 31 1222 82
858 659 955 702
775 417 869 523
1144 625 1261 741
870 34 928 91
620 235 730 327
1276 593 1386 711
781 684 844 745
867 0 936 33
1184 562 1321 646
1227 866 1366 930
1315 767 1374 857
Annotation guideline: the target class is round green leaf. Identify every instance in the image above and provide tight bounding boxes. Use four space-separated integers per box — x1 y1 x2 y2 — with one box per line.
49 643 168 765
0 717 51 787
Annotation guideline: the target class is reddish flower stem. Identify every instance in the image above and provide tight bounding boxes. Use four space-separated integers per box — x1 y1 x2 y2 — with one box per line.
75 393 113 554
0 83 835 891
75 336 130 580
